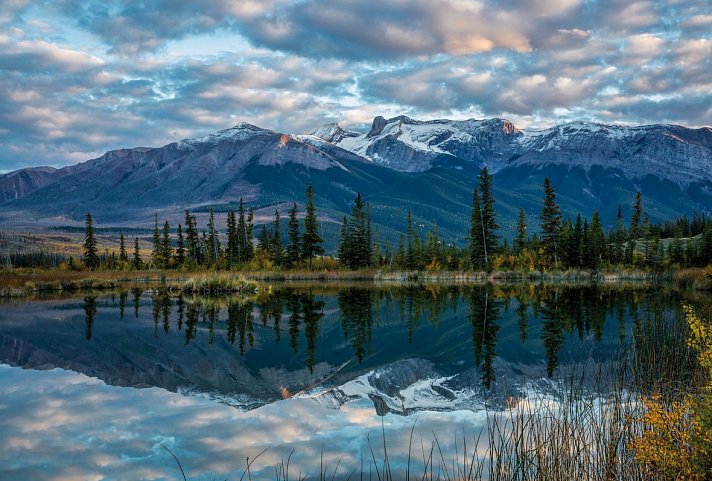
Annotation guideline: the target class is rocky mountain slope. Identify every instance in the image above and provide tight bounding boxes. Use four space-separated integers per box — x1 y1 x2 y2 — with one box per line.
0 116 710 240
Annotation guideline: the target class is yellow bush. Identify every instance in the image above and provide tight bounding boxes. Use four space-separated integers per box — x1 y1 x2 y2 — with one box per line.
632 393 705 480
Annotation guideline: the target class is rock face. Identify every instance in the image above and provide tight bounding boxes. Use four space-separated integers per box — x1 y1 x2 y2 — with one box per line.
0 124 361 220
327 116 712 184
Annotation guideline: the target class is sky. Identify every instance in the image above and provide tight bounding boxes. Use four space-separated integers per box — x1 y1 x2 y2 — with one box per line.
1 0 711 171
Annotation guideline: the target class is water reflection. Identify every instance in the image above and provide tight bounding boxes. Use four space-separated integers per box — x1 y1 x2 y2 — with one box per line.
0 283 690 413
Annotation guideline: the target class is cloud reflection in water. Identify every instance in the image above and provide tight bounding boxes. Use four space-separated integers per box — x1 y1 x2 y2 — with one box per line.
0 364 491 481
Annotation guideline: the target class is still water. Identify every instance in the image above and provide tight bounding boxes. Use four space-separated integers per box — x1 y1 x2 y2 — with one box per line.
0 283 688 480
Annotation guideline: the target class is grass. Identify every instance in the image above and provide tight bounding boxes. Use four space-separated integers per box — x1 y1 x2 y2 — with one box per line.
180 274 258 295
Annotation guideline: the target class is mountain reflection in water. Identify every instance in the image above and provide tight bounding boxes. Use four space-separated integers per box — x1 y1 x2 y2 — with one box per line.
0 283 692 481
0 284 685 411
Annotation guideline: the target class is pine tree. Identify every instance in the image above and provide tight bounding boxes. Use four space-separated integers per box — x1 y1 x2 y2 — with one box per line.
226 210 237 266
257 224 271 253
207 208 220 265
628 192 643 264
477 167 499 267
338 193 370 269
119 233 128 263
272 210 283 266
176 224 185 266
83 213 99 269
302 184 324 269
245 207 254 262
286 203 300 268
613 205 626 265
515 208 528 254
540 178 563 269
161 221 172 268
588 210 606 269
184 210 199 264
469 189 484 269
406 210 416 270
132 237 142 270
151 214 161 269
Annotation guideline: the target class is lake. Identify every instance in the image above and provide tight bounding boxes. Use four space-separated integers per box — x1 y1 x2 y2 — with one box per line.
0 283 691 480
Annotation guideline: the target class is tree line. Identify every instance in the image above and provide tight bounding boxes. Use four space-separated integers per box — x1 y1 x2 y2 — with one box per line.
78 172 712 272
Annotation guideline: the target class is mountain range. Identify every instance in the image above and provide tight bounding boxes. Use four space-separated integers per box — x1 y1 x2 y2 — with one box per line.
1 115 711 245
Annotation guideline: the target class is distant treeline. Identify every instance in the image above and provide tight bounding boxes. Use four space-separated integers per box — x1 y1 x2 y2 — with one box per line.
7 171 712 271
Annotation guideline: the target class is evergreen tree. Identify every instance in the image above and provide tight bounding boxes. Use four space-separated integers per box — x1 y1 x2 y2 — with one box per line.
207 208 220 264
395 234 406 269
132 237 142 270
628 192 643 264
302 184 324 269
176 224 185 266
151 214 161 269
406 210 416 269
338 193 370 269
613 205 626 265
245 207 254 261
119 233 128 263
226 210 237 266
588 210 606 269
184 210 199 264
477 167 499 267
257 225 271 253
514 208 528 254
540 178 563 269
161 221 172 268
83 213 99 269
286 203 301 268
469 189 484 269
574 214 584 268
272 210 283 266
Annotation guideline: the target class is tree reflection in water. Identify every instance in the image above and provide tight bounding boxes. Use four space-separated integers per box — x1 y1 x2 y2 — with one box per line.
92 283 687 390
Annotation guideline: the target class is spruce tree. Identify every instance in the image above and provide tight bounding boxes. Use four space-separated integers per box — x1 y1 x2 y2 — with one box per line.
286 203 300 268
176 224 185 266
345 192 370 269
132 237 142 270
83 213 99 269
257 224 271 253
272 210 283 266
226 210 237 266
406 210 416 269
207 208 220 265
236 201 246 264
628 192 643 264
613 205 626 265
161 221 171 268
515 208 528 254
588 211 606 269
151 214 161 269
119 233 128 263
302 184 324 269
184 210 199 264
477 167 499 267
245 207 254 261
540 178 562 269
469 190 483 269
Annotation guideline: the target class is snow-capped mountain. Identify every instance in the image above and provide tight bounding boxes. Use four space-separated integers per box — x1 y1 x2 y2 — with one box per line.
314 115 712 185
0 116 710 235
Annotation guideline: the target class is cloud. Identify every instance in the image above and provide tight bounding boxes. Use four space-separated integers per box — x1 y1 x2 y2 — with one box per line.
1 0 711 171
0 365 494 481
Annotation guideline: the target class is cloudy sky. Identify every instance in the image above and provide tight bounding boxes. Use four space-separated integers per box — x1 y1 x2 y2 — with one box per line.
1 0 711 171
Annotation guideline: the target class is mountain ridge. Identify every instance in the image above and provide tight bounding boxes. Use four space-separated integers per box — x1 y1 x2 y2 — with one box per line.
0 116 710 243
